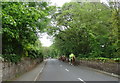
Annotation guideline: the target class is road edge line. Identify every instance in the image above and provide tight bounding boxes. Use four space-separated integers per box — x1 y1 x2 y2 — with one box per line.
93 69 120 78
80 65 120 79
34 60 46 81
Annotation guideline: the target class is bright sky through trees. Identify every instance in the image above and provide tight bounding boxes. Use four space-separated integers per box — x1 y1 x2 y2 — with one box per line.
40 0 71 47
49 0 71 7
39 33 53 47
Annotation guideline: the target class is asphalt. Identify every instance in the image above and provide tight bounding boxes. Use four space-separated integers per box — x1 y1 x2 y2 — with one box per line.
13 59 119 82
38 59 119 82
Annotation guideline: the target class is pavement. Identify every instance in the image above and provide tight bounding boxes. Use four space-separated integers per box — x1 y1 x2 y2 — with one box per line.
14 60 46 81
13 59 119 82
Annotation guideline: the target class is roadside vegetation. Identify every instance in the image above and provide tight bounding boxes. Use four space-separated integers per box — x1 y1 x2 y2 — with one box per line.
1 2 55 63
45 2 120 62
1 1 119 63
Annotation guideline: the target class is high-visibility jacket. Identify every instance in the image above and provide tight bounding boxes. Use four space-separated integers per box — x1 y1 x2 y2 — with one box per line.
69 53 75 60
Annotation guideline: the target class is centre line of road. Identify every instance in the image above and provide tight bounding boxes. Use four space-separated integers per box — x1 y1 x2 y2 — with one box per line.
77 78 86 83
65 69 69 72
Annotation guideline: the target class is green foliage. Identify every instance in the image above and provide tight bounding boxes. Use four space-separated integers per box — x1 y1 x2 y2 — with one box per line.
2 54 21 63
42 45 59 58
2 2 51 62
28 49 43 59
48 2 119 59
79 57 120 63
2 1 119 62
27 40 43 59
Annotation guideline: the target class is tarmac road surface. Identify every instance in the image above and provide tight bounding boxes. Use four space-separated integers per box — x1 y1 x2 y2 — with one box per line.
14 59 119 83
38 59 119 82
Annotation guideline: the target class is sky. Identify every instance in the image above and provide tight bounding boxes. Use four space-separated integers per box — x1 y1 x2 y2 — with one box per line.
39 0 108 47
39 33 53 47
49 0 71 7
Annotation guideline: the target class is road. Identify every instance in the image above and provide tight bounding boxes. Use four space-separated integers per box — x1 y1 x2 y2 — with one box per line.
38 59 119 82
14 59 119 82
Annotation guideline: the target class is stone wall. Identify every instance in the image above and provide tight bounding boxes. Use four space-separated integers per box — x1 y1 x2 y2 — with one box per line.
79 60 120 75
2 58 43 81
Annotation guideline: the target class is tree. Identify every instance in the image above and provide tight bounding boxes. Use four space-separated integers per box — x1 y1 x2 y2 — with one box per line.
2 2 51 62
48 2 119 58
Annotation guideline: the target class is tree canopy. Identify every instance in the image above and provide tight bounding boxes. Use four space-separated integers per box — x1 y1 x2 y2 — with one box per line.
47 2 119 58
1 1 119 62
1 2 53 62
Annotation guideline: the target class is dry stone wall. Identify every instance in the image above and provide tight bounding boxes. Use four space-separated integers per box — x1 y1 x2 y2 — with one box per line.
2 58 43 81
79 60 120 75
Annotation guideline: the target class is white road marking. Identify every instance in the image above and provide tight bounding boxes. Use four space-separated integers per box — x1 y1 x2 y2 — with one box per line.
34 62 45 81
77 78 86 83
65 69 69 72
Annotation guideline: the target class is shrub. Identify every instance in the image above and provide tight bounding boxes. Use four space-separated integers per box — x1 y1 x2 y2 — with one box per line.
2 54 21 63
